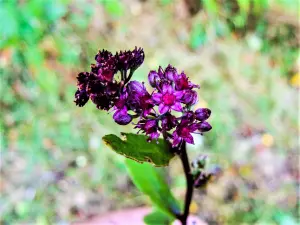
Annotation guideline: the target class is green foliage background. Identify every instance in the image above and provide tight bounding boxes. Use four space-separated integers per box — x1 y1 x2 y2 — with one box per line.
0 0 299 224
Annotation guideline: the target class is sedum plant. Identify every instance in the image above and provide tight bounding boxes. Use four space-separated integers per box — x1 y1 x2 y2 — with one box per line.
74 47 216 225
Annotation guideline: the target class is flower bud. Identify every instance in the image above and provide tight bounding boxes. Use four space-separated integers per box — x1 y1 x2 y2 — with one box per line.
148 71 160 87
195 108 211 121
113 108 132 125
182 90 198 105
197 121 212 132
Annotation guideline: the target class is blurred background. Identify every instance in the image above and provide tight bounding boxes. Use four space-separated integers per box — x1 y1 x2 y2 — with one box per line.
0 0 299 224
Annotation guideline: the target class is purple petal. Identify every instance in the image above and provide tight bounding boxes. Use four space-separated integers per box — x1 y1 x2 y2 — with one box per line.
145 120 157 130
171 102 182 112
127 81 145 93
150 131 160 140
174 91 184 99
164 64 177 81
162 83 169 94
181 90 198 105
159 103 170 114
172 133 181 147
184 134 194 144
167 85 173 94
152 93 162 103
189 123 199 132
158 66 164 77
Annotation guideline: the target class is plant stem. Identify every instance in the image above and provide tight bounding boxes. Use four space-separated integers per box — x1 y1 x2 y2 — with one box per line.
125 69 135 83
178 142 194 225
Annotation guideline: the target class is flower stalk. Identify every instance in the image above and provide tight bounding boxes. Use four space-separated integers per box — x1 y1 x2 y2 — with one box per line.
176 142 194 225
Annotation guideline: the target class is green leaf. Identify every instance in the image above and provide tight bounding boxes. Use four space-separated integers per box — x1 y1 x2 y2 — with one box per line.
102 133 175 167
144 209 175 225
125 159 180 217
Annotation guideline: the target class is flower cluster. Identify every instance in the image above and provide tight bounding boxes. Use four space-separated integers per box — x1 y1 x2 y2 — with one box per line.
75 48 212 148
74 47 145 111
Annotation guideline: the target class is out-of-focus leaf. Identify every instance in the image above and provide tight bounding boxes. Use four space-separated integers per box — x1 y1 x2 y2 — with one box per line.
160 0 173 5
102 133 175 167
24 46 45 67
232 14 247 28
144 209 175 225
125 159 180 217
103 0 124 17
275 212 298 225
203 0 218 15
237 0 250 14
189 24 206 49
253 0 268 13
44 1 67 22
0 5 18 39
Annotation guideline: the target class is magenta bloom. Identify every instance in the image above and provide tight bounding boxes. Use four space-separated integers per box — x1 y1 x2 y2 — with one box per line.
181 90 198 105
75 48 212 148
127 81 154 116
161 113 178 131
172 120 198 147
164 64 177 81
135 119 160 141
175 72 199 91
152 84 184 114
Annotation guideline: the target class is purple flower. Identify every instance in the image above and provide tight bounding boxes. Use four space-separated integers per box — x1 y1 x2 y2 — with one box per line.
152 84 184 114
113 107 132 125
148 70 161 88
195 108 211 121
181 90 198 105
182 111 196 122
95 50 113 65
127 81 153 116
135 119 160 141
76 72 89 87
116 47 144 72
92 50 117 82
164 64 177 81
74 49 212 148
172 120 198 147
90 93 111 110
175 72 199 91
131 47 145 71
114 91 128 109
74 89 89 107
74 72 90 106
148 66 174 89
161 113 178 131
97 67 115 82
